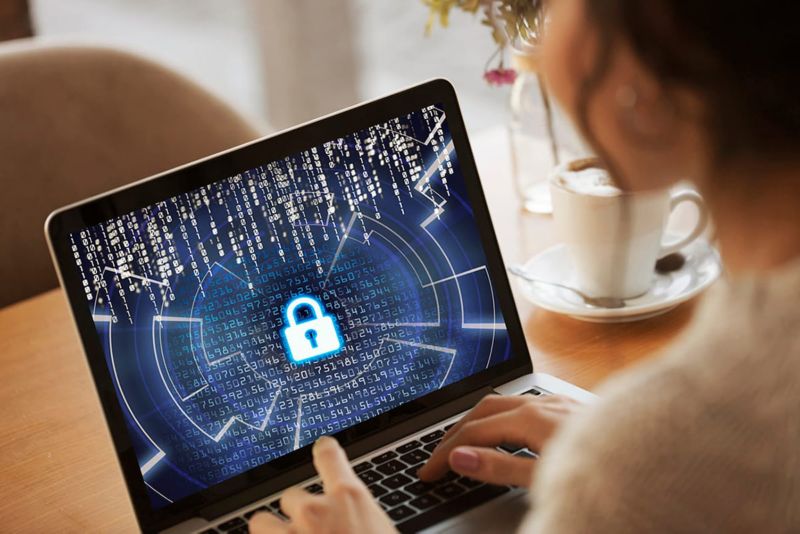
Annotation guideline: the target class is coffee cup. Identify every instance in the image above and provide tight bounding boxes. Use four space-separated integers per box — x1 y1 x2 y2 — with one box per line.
550 159 709 299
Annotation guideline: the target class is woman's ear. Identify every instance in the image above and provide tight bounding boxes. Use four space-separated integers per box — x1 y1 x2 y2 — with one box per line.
606 44 684 150
587 44 709 189
613 81 679 147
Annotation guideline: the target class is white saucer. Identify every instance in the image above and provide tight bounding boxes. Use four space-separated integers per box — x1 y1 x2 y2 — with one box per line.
514 238 723 323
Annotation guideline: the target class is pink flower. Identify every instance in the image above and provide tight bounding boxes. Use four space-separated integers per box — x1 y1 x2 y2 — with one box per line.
483 68 517 86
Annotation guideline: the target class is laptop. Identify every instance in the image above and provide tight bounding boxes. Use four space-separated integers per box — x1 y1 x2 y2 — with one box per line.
46 79 594 534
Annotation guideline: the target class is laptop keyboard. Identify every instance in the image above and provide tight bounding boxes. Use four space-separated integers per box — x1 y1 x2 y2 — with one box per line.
202 387 545 534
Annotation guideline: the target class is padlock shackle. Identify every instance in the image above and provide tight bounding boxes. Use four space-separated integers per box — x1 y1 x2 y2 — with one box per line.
284 295 326 327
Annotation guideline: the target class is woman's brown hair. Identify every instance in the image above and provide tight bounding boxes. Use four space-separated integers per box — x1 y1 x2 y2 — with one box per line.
567 1 800 292
575 0 800 166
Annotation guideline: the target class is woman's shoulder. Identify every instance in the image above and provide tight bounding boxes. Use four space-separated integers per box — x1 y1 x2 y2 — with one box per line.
525 260 800 532
583 256 800 438
669 256 800 397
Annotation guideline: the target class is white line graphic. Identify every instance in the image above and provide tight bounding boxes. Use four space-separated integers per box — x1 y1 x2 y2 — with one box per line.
422 266 487 288
414 140 454 229
154 315 202 323
180 384 209 401
383 338 455 355
153 303 284 443
153 314 210 399
145 481 174 503
208 352 241 366
140 450 165 476
107 317 166 483
103 266 169 287
321 212 358 289
293 396 304 450
288 190 336 227
424 113 448 145
360 322 440 327
463 323 507 330
382 338 457 389
373 108 446 147
209 388 284 443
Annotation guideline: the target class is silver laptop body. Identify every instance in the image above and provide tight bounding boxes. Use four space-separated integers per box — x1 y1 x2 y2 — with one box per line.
46 79 594 534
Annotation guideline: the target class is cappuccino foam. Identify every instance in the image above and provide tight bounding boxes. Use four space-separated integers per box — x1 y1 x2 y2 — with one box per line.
554 166 621 197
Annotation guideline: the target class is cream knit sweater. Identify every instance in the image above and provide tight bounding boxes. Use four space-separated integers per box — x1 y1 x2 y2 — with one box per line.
521 258 800 532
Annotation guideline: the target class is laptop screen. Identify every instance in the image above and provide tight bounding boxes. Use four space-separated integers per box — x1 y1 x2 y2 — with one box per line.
67 103 511 509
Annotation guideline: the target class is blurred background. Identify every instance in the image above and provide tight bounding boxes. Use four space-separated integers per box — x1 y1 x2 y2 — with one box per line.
8 0 510 133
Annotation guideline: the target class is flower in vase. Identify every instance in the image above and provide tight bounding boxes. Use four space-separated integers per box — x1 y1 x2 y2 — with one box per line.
483 67 517 86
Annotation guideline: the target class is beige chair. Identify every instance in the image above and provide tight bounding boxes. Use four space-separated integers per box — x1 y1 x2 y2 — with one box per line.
0 40 261 308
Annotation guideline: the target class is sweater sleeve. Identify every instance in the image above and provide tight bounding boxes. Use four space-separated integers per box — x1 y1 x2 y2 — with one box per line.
518 266 800 533
518 354 785 534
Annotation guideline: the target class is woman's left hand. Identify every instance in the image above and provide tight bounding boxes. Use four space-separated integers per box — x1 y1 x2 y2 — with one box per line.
249 436 397 534
418 394 581 487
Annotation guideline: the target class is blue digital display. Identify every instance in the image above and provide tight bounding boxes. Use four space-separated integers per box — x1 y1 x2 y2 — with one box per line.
69 104 511 508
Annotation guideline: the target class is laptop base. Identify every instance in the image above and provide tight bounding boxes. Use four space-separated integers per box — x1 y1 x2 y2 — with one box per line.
165 373 594 533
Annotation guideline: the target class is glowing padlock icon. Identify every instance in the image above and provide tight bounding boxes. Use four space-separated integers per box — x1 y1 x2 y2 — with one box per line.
281 295 343 364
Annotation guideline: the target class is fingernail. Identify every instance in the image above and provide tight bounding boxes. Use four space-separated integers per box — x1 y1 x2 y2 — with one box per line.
450 447 480 472
313 435 334 453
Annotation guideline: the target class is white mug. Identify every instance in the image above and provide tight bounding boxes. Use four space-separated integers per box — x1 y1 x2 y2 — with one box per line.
550 163 709 299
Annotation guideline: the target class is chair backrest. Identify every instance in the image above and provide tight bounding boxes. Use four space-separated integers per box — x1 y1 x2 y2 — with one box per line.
0 40 260 308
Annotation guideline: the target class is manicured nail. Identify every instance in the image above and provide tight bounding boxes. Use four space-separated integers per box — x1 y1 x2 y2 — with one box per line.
450 447 480 472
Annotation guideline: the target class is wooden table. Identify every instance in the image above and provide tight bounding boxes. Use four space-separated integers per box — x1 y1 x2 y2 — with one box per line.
0 128 699 533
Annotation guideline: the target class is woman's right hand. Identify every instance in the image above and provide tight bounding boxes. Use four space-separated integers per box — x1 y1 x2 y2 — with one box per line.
417 394 582 487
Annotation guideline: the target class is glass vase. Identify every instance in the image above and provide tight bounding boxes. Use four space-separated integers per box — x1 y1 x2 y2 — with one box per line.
508 53 561 214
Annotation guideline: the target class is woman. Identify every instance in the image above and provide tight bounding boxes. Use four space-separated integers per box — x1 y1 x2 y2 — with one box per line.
251 0 800 531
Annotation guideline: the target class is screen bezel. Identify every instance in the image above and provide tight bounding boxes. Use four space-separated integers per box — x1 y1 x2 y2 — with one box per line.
46 79 532 532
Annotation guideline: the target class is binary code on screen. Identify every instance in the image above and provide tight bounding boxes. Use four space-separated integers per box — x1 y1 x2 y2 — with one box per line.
70 104 511 507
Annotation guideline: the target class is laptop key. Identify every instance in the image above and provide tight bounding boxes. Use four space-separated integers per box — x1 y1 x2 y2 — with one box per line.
440 471 459 483
420 430 445 443
372 450 398 464
354 461 373 473
383 473 413 489
423 441 440 453
399 449 430 466
458 477 484 489
304 483 324 494
228 527 248 534
524 388 543 396
379 490 411 507
405 480 437 496
396 440 421 454
396 484 511 533
218 517 246 531
357 469 383 485
409 494 442 510
404 464 423 478
376 459 406 475
244 505 270 519
443 422 458 431
200 530 218 534
434 482 465 500
269 499 283 514
388 505 416 522
369 483 389 498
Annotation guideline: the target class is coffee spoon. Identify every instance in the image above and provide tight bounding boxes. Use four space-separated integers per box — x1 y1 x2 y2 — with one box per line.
507 265 627 309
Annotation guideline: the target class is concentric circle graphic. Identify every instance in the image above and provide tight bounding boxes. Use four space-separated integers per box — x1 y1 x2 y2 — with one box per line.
72 105 510 506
